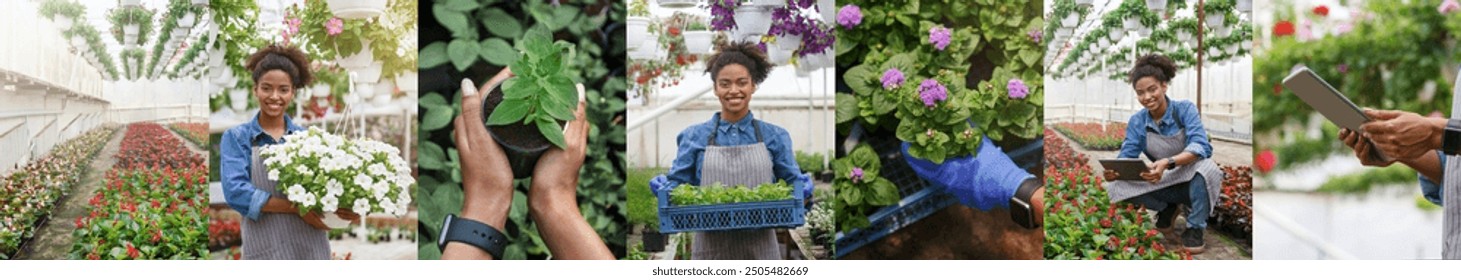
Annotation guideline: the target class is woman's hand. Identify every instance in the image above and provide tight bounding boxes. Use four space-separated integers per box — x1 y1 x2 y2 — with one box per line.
335 209 362 224
526 84 613 260
301 211 329 230
1340 128 1396 167
443 69 517 260
1141 159 1168 184
1103 169 1120 182
1359 109 1446 160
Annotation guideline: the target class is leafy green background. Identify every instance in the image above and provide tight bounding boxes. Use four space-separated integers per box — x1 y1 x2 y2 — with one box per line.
415 0 628 260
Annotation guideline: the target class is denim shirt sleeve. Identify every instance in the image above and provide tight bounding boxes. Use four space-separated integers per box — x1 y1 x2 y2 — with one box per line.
1420 150 1445 206
219 128 271 221
764 125 804 186
1175 101 1214 159
665 125 707 189
1118 113 1146 159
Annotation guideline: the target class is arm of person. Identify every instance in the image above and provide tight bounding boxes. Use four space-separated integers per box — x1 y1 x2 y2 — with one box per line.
219 129 273 221
528 85 613 260
441 76 516 260
765 128 806 193
1409 151 1445 206
1117 113 1147 159
663 127 707 191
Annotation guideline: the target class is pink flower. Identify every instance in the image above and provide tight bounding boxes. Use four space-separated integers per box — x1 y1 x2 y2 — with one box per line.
325 17 344 36
285 18 301 35
1442 0 1461 14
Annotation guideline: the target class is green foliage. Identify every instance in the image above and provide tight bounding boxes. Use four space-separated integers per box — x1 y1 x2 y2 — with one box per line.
1316 164 1421 194
417 0 626 260
108 5 155 45
833 145 899 232
38 0 84 20
795 151 826 175
626 168 663 230
669 181 794 206
483 26 579 149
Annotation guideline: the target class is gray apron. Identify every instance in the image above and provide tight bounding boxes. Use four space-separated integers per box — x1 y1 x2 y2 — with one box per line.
691 117 781 260
1107 117 1223 215
1445 70 1461 259
242 146 330 260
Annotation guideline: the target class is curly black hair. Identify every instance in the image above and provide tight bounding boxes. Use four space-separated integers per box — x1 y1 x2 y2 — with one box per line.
245 44 313 88
704 41 773 84
1127 54 1177 87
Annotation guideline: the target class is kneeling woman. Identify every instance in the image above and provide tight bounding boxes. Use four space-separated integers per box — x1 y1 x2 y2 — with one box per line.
1101 54 1222 254
663 42 803 260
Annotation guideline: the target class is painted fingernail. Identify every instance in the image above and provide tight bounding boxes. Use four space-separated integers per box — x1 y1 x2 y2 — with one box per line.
576 83 586 103
461 78 477 97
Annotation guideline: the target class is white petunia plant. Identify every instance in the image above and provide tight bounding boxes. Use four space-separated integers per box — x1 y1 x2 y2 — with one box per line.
261 127 414 217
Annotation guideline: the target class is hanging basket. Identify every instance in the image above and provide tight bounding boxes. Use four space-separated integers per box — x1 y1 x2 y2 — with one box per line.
1237 0 1253 13
658 0 698 9
733 6 773 40
627 17 650 51
178 12 197 28
326 0 386 19
818 0 835 22
354 61 384 84
1205 13 1226 29
336 39 375 69
55 16 75 31
775 34 802 51
1123 17 1141 32
683 30 715 55
1061 14 1079 28
767 45 792 65
1145 0 1168 13
395 72 419 93
750 0 787 7
312 84 332 98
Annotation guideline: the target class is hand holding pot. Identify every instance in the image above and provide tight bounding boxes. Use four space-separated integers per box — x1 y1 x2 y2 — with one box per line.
528 84 613 260
443 69 516 260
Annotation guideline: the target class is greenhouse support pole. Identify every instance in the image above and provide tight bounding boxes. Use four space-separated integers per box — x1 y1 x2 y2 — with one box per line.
1196 0 1205 114
626 84 714 132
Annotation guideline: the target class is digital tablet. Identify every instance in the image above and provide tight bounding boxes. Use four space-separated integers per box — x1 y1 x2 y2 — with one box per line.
1282 66 1391 162
1098 158 1148 181
1283 66 1369 131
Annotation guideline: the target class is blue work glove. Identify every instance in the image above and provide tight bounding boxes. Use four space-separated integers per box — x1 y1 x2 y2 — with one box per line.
902 136 1034 211
795 173 814 210
650 175 671 197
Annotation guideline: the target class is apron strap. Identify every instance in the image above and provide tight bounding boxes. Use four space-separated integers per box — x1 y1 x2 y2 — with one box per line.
706 116 763 146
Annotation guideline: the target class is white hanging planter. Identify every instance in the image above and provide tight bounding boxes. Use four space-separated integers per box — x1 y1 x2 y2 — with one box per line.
312 84 332 98
343 92 363 107
1176 30 1192 43
658 0 698 8
1237 0 1252 13
626 17 650 51
71 37 86 48
56 16 75 31
1054 28 1072 39
356 82 377 99
374 81 395 99
1137 26 1152 37
124 35 138 46
1061 14 1079 28
336 39 374 69
229 88 249 112
819 0 835 22
1226 43 1239 54
1108 29 1124 44
750 0 787 7
124 24 140 37
192 0 209 5
1205 13 1226 29
326 0 386 19
733 6 773 41
320 213 354 229
178 12 197 28
395 72 419 93
172 29 190 39
121 0 142 7
775 34 801 51
683 30 714 55
767 45 791 65
1145 0 1168 13
628 41 657 60
354 61 384 84
1123 17 1141 32
371 93 394 108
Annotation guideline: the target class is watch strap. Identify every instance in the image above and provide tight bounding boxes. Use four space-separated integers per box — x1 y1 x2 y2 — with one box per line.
1008 177 1042 229
438 214 507 259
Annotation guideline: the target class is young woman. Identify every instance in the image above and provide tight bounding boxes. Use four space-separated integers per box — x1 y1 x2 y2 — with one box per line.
662 41 803 260
219 45 358 260
1102 54 1222 254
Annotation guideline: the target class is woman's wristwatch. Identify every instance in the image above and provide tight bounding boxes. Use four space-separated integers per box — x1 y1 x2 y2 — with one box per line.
438 214 507 259
1166 157 1177 169
1008 177 1041 229
1443 119 1461 155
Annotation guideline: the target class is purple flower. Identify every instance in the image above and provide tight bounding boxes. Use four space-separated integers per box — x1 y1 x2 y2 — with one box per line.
800 25 835 55
709 0 739 31
850 167 864 183
1442 0 1461 14
881 68 905 89
918 79 948 107
769 7 810 36
325 18 344 36
793 0 815 9
1337 64 1349 74
1028 29 1043 44
929 26 952 51
1007 78 1028 99
837 5 862 29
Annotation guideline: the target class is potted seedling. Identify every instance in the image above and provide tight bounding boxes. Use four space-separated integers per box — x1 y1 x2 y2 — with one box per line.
628 0 651 51
481 26 580 179
683 20 714 55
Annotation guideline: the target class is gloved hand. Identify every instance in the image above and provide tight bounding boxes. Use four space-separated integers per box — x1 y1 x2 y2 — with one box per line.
649 175 671 197
902 135 1034 211
795 173 814 210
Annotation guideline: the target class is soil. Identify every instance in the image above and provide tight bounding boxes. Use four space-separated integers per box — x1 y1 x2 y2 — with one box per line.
19 126 127 259
840 205 1044 259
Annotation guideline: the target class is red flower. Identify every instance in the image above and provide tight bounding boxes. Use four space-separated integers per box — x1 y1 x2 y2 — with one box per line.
668 26 681 36
1256 150 1276 173
1313 5 1329 16
151 229 164 244
125 243 140 259
87 253 100 260
150 200 161 209
74 217 86 228
1100 218 1112 228
1146 229 1159 239
1128 236 1138 246
1274 21 1296 37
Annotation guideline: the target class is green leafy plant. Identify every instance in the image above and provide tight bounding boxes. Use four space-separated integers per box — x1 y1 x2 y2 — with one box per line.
795 151 825 175
108 5 155 45
832 144 898 231
1203 0 1234 15
668 180 794 206
38 0 84 20
483 25 579 148
685 20 709 31
629 0 650 18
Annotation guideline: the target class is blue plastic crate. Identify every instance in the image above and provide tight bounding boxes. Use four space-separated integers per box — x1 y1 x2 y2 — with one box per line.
833 137 1043 258
653 176 808 234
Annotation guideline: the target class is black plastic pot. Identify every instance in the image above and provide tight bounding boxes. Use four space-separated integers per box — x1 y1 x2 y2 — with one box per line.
480 81 556 179
642 229 667 252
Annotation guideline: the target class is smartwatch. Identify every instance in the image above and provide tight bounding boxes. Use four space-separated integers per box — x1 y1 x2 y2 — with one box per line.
1443 119 1461 155
1008 177 1042 229
438 214 508 259
1166 157 1178 169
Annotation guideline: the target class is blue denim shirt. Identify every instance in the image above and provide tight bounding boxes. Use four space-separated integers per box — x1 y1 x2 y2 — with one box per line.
665 112 803 190
1417 150 1446 206
1119 97 1213 161
219 113 305 221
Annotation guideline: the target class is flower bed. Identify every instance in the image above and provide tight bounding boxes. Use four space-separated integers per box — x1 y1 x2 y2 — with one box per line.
1043 129 1187 260
1052 122 1126 151
69 122 208 260
115 123 205 170
1214 165 1252 239
168 122 209 147
0 126 116 259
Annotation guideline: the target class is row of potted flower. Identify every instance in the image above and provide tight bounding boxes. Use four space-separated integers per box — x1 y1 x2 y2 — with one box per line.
68 123 209 260
1042 129 1189 260
168 122 209 148
1051 122 1127 151
0 126 116 259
